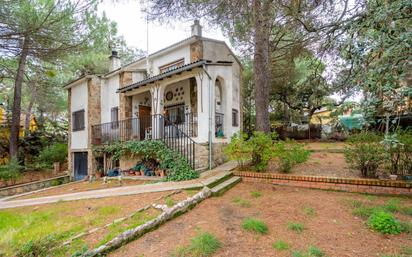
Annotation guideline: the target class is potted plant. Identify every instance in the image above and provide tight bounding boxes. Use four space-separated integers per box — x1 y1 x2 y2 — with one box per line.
95 168 103 179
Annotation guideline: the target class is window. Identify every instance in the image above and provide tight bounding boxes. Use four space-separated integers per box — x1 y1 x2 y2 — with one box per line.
159 59 184 73
232 109 239 127
111 107 119 129
72 110 85 131
165 104 185 124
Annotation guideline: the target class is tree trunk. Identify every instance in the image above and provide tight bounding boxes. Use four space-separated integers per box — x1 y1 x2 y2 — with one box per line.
25 80 37 133
253 0 271 133
9 37 29 159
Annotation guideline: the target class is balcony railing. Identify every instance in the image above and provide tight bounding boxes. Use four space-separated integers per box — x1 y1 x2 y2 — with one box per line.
91 114 196 168
92 113 197 146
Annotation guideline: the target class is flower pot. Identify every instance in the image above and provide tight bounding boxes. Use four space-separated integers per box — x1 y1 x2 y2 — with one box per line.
95 172 102 179
389 174 397 180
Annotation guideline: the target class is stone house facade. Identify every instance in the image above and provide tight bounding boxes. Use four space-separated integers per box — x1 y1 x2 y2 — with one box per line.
64 21 242 180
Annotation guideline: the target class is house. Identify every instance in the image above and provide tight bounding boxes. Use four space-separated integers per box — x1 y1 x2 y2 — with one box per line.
64 21 242 180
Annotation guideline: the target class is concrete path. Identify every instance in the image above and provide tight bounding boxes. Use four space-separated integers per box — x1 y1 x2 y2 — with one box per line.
0 161 237 210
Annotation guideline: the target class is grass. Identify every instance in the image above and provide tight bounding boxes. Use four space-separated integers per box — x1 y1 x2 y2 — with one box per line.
242 218 268 234
165 197 176 207
171 231 221 257
272 240 289 251
287 222 305 233
292 246 325 257
303 206 316 217
232 196 251 208
98 206 120 216
250 191 262 198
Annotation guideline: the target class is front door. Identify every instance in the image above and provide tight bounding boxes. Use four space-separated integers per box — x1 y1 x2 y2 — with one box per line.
139 105 151 140
73 152 88 181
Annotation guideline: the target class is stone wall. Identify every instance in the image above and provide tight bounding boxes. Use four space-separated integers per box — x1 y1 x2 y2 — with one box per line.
119 72 133 119
0 175 70 197
87 77 101 175
190 40 203 62
195 142 228 170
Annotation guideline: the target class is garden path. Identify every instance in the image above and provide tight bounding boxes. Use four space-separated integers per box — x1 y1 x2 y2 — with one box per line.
0 161 237 210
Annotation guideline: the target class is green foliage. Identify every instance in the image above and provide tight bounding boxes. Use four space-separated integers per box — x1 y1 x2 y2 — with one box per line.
292 246 325 257
344 132 385 177
232 197 251 207
224 132 275 172
382 131 412 175
224 132 252 168
303 206 316 217
0 158 22 183
367 211 402 235
287 222 305 233
171 231 222 257
165 197 175 207
272 240 289 251
250 191 262 198
273 139 310 172
95 140 198 181
36 143 67 167
242 218 268 234
16 235 59 257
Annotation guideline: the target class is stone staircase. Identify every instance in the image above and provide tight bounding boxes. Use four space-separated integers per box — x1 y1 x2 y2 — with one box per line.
199 170 241 196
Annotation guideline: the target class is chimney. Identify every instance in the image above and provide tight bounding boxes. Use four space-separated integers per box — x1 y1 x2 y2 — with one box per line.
191 20 202 37
109 50 121 71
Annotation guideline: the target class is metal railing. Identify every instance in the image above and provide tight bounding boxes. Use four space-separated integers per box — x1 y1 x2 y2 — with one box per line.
91 114 196 168
215 112 224 137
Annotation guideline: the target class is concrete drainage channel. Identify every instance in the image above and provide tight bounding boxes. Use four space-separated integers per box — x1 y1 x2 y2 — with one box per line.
82 174 241 257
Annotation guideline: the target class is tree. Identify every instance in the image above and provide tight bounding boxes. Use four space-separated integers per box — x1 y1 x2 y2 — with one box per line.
0 0 101 158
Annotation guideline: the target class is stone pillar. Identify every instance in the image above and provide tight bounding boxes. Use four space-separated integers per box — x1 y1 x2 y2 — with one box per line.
87 77 101 176
150 83 165 139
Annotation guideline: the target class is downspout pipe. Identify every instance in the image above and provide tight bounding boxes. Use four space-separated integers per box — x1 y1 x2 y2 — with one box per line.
201 64 213 170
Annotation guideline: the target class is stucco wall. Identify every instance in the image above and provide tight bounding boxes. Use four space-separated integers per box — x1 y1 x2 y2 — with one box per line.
150 45 191 75
100 75 120 123
70 81 88 149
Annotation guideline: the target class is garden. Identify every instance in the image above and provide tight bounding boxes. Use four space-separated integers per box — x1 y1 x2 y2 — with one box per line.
225 130 412 180
110 183 412 257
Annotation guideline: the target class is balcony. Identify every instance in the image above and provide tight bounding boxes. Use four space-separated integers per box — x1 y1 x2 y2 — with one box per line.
92 114 197 146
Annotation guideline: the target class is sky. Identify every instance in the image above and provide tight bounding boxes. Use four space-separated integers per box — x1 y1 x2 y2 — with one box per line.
99 0 230 54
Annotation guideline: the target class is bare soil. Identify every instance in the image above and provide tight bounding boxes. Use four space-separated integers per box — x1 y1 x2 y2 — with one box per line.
16 179 147 199
110 183 412 257
0 169 66 188
302 141 346 151
269 152 361 178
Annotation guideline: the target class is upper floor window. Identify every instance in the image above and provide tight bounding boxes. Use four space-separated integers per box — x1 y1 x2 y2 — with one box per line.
72 110 85 131
232 109 239 127
111 107 119 129
159 59 184 73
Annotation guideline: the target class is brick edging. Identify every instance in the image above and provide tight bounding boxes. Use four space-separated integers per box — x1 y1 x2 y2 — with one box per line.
234 171 412 195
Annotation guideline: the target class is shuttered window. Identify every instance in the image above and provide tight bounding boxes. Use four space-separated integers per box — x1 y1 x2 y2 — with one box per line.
111 107 119 129
72 110 85 131
232 109 239 127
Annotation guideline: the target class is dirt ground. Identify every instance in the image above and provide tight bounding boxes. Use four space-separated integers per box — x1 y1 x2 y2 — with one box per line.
303 141 346 151
0 169 66 188
15 179 148 199
110 183 412 257
269 152 361 178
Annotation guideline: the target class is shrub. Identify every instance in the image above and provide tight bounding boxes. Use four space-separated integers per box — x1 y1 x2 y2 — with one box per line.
16 235 58 257
273 139 310 173
0 158 22 184
242 218 268 234
344 132 385 177
367 211 402 234
224 132 252 169
249 132 276 172
36 143 67 167
383 131 412 175
287 222 305 233
171 231 221 257
272 240 289 250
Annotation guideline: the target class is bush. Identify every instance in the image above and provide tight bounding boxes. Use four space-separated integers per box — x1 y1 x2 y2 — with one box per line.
16 235 58 257
224 132 252 169
273 139 310 173
242 217 268 234
0 158 22 184
36 143 67 167
367 211 402 234
224 132 275 172
383 131 412 176
344 132 385 177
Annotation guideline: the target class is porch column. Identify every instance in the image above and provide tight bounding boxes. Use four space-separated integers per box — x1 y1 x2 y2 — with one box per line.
150 83 165 139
